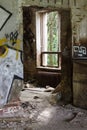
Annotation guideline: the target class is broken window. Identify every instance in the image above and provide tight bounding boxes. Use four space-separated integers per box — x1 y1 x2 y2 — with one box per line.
36 10 61 69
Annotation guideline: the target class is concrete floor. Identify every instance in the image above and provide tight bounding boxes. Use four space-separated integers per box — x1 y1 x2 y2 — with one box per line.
20 88 87 130
0 87 87 130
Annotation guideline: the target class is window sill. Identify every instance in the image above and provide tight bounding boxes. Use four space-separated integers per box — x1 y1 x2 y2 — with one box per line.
36 66 61 72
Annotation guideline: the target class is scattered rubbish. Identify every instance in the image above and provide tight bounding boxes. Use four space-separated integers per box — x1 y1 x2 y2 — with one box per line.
21 101 29 109
52 83 62 93
64 112 77 122
44 85 54 92
33 96 39 99
0 88 87 129
24 83 35 88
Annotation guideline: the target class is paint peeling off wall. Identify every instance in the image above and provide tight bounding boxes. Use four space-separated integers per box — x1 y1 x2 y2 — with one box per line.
72 8 87 42
21 0 87 8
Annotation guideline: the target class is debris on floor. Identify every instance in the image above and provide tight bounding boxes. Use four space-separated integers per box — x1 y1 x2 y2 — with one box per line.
52 83 62 93
63 112 77 122
0 85 87 130
44 85 55 92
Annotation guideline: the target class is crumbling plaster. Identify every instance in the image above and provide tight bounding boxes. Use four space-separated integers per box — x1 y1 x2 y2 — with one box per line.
71 6 87 44
18 0 87 54
19 0 87 104
19 0 87 60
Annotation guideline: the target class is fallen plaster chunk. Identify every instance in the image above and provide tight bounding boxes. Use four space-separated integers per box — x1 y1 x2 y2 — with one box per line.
44 85 55 92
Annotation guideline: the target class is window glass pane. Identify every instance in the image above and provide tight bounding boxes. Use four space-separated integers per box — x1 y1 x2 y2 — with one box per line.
47 11 59 52
42 53 58 67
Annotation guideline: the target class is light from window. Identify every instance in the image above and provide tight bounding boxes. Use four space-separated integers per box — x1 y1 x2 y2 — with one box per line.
36 10 61 69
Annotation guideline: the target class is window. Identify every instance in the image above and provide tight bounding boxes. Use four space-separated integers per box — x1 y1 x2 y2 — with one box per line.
36 10 61 69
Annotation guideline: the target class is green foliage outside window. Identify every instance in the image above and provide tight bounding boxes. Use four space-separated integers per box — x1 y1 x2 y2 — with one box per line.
47 11 59 66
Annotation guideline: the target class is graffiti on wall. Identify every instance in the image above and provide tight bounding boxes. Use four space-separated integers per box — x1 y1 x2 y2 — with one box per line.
5 31 19 45
0 47 23 106
0 30 21 60
73 45 87 58
0 6 12 31
0 30 23 106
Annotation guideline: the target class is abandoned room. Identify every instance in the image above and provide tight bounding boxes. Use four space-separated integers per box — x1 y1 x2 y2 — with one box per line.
0 0 87 130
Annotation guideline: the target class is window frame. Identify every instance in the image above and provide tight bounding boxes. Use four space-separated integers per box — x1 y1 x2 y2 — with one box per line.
36 10 61 70
41 51 61 68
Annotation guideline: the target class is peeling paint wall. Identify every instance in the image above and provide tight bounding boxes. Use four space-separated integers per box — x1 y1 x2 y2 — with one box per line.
23 7 36 81
19 0 87 8
72 7 87 43
0 0 23 107
71 4 87 108
20 0 87 104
